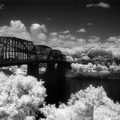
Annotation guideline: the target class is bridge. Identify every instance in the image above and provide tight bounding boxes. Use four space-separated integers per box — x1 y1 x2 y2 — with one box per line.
0 37 71 78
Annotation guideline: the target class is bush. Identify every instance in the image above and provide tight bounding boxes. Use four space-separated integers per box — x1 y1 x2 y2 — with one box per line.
0 72 46 120
40 85 120 120
88 49 113 59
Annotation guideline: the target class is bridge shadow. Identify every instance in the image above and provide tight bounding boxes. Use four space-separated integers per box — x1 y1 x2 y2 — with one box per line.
42 62 71 106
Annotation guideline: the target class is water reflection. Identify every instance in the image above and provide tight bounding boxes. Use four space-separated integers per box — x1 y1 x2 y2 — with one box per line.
65 76 120 103
42 70 120 105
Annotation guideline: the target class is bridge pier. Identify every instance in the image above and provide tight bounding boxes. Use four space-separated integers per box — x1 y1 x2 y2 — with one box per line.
56 63 66 80
43 62 58 104
43 62 71 105
44 62 57 86
44 62 71 86
55 62 71 104
27 63 39 79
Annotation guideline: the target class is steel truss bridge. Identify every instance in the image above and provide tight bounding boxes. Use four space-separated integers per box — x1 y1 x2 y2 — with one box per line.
0 37 68 66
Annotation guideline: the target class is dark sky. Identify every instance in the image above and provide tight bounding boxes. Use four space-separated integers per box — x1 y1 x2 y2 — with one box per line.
0 0 120 43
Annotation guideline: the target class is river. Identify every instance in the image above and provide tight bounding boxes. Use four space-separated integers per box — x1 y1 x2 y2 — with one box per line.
41 70 120 106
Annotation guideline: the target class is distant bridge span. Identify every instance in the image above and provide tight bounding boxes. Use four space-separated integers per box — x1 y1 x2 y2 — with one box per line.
0 37 71 78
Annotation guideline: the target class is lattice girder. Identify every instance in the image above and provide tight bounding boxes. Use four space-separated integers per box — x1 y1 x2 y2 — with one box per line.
35 45 52 60
0 37 37 63
0 37 68 65
48 49 65 61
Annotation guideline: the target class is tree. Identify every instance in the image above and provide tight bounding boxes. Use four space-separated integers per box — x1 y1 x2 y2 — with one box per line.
0 72 46 120
40 85 120 120
88 49 113 59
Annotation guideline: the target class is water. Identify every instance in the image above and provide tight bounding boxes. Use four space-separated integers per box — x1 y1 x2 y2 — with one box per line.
42 70 120 105
65 76 120 103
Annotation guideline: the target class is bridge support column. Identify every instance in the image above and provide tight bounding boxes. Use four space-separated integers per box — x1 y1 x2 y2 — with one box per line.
46 63 56 72
56 63 66 83
27 63 39 79
55 63 67 103
56 62 71 80
44 62 57 86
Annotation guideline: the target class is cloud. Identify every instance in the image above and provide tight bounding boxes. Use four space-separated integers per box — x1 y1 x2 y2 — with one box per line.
38 33 47 41
60 30 70 34
117 36 120 42
0 20 31 40
88 36 100 43
48 32 62 47
107 36 120 44
31 23 40 29
46 18 51 20
95 2 110 8
107 36 118 42
0 20 48 44
48 33 77 48
48 34 62 47
50 32 58 38
30 23 47 33
0 4 4 9
58 34 76 41
86 2 110 8
77 38 86 43
86 3 94 7
76 28 86 32
30 23 47 43
87 23 92 25
10 20 27 32
62 41 75 48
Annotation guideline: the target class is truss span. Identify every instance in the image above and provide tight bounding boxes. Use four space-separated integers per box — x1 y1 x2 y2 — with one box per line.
0 37 68 66
0 37 37 64
48 49 66 62
35 45 52 61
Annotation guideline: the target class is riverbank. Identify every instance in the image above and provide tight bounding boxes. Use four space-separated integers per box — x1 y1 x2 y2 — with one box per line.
66 70 120 80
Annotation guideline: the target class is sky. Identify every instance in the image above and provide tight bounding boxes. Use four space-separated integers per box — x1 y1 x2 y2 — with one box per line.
0 0 120 48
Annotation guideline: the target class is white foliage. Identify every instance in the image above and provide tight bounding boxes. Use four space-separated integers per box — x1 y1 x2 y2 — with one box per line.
70 62 120 77
0 73 46 120
66 56 74 62
40 104 77 120
41 85 120 120
24 116 35 120
71 63 80 72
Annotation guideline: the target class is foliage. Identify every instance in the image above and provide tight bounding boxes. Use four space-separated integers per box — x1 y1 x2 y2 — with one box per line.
40 85 120 120
0 72 46 120
40 104 78 120
70 61 120 77
88 49 113 59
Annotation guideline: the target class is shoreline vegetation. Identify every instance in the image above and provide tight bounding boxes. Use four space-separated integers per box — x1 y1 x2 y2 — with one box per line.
66 69 120 80
61 45 120 80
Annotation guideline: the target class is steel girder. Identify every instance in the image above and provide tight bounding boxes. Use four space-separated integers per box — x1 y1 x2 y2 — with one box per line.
48 49 66 61
35 45 52 61
0 37 37 63
0 37 67 65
